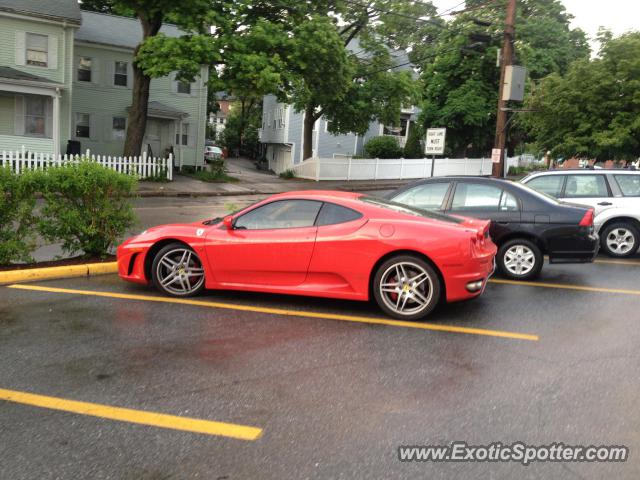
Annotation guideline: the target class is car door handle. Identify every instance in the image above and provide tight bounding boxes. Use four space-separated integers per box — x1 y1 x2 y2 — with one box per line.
598 201 612 206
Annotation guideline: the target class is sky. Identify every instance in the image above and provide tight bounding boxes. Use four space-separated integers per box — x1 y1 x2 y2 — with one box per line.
432 0 639 50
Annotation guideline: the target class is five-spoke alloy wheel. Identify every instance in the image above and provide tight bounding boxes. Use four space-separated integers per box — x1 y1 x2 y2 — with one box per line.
497 238 543 280
373 255 440 320
601 222 638 258
151 243 205 297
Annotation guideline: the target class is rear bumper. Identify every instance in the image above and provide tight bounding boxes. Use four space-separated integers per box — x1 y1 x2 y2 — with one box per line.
444 247 497 303
549 232 599 264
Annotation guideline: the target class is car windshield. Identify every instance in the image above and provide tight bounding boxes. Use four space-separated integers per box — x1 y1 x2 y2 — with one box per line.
514 180 562 204
360 196 464 224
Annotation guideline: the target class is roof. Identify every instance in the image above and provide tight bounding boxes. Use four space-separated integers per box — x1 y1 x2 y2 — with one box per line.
0 66 56 83
272 190 362 201
525 169 639 176
134 101 188 120
0 0 80 23
76 11 184 50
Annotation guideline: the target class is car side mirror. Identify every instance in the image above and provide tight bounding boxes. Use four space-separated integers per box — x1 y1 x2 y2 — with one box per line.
223 215 234 230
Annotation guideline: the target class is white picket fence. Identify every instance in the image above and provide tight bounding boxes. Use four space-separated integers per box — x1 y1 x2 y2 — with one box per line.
1 147 173 181
292 157 494 181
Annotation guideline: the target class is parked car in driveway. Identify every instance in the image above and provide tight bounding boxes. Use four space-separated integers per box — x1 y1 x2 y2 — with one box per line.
117 191 497 321
204 145 223 162
521 170 640 257
388 177 599 280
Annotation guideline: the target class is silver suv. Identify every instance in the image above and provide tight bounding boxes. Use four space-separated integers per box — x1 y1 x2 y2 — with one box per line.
521 170 640 257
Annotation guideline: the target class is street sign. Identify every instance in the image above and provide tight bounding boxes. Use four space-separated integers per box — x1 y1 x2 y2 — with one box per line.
502 65 527 102
425 128 446 155
491 148 502 163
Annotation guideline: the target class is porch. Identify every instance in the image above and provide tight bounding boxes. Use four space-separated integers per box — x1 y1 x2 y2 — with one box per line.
0 66 64 154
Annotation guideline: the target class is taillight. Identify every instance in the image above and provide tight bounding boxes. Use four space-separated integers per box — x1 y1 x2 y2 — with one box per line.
579 209 594 227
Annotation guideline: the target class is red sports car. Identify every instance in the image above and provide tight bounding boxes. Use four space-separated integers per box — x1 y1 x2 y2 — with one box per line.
117 191 497 320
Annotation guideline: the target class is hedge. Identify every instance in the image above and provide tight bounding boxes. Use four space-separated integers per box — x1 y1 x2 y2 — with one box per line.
0 161 137 265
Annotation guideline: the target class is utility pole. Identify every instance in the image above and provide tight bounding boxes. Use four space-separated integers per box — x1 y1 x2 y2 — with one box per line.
492 0 516 178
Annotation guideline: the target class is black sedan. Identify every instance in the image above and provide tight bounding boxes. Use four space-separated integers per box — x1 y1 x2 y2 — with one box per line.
388 177 599 280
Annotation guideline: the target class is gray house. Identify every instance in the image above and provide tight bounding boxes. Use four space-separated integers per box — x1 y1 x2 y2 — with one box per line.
0 0 208 167
259 44 419 174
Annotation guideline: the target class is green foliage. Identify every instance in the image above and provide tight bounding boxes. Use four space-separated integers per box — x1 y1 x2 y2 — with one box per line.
404 123 425 158
219 107 262 158
279 169 296 179
37 162 137 257
417 0 590 156
182 163 238 183
364 136 403 159
0 167 38 264
522 32 640 160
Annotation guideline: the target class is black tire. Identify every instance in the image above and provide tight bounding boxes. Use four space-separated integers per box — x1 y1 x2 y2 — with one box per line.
372 255 441 321
151 242 206 297
496 238 543 280
600 222 639 258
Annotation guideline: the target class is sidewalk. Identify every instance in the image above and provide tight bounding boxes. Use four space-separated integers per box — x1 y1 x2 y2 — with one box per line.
138 157 411 197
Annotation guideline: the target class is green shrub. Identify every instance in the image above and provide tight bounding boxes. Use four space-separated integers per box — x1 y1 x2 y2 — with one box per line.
279 169 296 179
0 167 39 264
403 124 425 158
37 161 137 257
364 136 403 159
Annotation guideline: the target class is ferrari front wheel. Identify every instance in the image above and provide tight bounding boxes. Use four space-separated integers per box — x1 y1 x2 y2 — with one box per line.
151 243 205 297
373 255 440 321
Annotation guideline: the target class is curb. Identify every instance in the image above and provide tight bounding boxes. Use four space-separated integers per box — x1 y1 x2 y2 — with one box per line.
135 183 402 198
0 262 118 285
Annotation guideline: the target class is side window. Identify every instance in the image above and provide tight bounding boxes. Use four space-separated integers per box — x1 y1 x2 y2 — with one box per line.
114 61 128 86
499 191 519 211
564 175 609 198
526 175 564 197
392 182 450 209
78 57 92 82
451 183 503 211
614 175 640 197
234 200 322 230
316 203 363 226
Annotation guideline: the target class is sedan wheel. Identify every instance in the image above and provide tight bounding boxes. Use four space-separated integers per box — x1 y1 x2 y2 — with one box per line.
601 223 638 258
497 239 543 280
373 255 440 320
151 243 205 297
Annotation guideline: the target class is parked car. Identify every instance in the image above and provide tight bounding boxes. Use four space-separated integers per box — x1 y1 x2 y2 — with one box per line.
117 191 497 320
204 145 223 162
388 177 599 280
521 170 640 257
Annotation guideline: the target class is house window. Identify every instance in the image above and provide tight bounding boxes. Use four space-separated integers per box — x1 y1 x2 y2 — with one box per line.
177 81 191 94
25 96 46 136
112 117 126 140
383 118 408 137
26 33 48 67
114 61 128 86
78 57 92 82
176 124 189 146
75 113 90 138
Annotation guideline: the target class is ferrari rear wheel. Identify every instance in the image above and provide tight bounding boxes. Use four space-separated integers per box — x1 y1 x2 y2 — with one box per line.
373 255 440 321
151 243 205 297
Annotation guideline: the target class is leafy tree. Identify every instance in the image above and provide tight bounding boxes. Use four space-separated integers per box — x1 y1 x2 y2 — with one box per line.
522 32 640 161
363 136 403 158
417 0 589 157
404 122 425 158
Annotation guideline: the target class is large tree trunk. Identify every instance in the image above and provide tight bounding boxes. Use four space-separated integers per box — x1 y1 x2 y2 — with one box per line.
302 104 317 161
123 14 162 157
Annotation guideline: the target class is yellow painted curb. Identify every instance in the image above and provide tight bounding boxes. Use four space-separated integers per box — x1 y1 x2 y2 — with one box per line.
0 262 118 285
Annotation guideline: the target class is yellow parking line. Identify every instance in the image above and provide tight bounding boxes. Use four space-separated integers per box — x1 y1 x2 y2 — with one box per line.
489 278 640 296
7 284 539 342
0 387 262 440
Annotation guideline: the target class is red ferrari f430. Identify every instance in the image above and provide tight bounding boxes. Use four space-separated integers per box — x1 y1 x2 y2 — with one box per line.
117 191 497 320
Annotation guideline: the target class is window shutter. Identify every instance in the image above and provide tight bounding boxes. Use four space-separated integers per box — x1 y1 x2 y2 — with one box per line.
190 78 197 97
14 96 25 135
48 35 58 69
89 114 99 141
92 58 100 85
171 73 177 93
15 31 26 66
45 97 53 138
106 61 114 86
187 124 195 148
105 114 113 142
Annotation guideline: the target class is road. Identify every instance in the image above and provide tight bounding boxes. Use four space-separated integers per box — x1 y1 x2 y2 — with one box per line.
1 252 640 478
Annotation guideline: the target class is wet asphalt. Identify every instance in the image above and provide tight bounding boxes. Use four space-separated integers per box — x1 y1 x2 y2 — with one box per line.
2 196 640 479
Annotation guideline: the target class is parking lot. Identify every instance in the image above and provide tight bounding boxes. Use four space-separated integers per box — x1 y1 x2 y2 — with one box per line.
1 252 640 478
